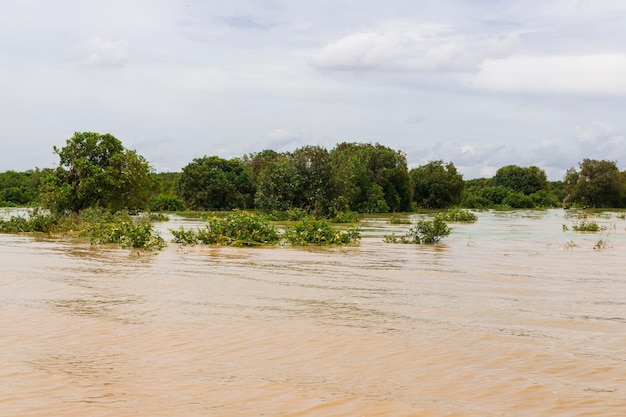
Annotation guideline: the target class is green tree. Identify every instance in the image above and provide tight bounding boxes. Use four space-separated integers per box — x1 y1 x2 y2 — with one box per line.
40 132 152 213
564 159 625 207
410 160 464 208
492 165 548 195
178 156 255 210
330 143 412 213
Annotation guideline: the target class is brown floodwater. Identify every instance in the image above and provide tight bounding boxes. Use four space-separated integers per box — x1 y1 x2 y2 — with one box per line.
1 209 626 416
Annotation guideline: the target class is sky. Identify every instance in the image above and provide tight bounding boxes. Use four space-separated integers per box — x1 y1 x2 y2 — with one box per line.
2 0 626 180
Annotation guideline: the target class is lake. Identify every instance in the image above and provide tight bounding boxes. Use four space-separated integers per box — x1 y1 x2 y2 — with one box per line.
1 209 625 416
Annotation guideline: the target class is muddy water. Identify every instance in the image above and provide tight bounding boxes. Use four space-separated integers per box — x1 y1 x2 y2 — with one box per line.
1 210 626 416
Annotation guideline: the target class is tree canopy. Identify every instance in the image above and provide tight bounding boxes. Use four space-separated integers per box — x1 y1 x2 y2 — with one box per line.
564 159 625 207
178 156 255 211
410 160 464 208
39 132 152 213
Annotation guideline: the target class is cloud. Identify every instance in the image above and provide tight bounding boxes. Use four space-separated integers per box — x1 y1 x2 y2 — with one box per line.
74 37 132 67
472 54 626 94
310 23 517 73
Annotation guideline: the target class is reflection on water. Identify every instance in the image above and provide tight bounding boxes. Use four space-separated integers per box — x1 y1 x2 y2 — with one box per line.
2 209 626 416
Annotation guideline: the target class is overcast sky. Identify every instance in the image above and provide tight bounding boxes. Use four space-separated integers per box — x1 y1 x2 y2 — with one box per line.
2 0 626 179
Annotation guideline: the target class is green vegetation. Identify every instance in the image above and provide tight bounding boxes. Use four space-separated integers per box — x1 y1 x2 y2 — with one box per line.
39 132 152 214
410 160 464 208
178 156 255 211
0 208 165 250
284 218 361 246
564 159 625 208
571 220 606 232
441 208 478 222
384 214 451 244
170 212 360 247
81 213 165 251
171 211 280 246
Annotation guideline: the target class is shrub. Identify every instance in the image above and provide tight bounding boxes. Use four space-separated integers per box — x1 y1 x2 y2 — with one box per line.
284 218 360 246
572 220 606 232
171 211 280 246
441 208 477 222
147 194 186 211
81 215 165 251
384 214 451 244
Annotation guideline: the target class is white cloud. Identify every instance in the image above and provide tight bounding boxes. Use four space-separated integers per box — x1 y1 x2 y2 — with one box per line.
75 37 132 67
473 54 626 94
310 23 517 73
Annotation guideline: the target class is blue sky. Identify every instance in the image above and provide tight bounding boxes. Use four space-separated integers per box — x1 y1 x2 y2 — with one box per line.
2 0 626 179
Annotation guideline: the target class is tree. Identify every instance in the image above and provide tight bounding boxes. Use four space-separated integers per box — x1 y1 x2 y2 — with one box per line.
492 165 547 195
330 143 412 213
410 161 464 208
178 156 255 210
40 132 152 213
564 159 625 207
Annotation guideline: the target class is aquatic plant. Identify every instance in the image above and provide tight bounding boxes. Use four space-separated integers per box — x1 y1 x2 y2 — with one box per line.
594 236 609 250
284 218 360 246
384 214 451 244
441 208 477 223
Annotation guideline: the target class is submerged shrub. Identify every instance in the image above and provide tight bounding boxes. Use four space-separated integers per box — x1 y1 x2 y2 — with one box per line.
81 215 165 251
441 208 477 223
572 220 606 232
171 211 280 246
389 215 411 224
384 214 451 244
284 218 361 246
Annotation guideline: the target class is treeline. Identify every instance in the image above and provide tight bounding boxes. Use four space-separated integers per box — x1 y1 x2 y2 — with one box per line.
2 132 626 213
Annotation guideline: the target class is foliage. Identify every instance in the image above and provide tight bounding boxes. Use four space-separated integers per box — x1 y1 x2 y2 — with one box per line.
0 207 165 250
410 160 464 208
564 159 625 208
171 211 280 246
502 191 535 208
178 156 255 211
441 208 477 222
571 219 606 232
330 143 412 213
39 132 152 214
384 214 451 244
329 210 359 223
147 193 186 211
81 214 165 251
284 218 361 246
0 169 50 206
492 165 548 195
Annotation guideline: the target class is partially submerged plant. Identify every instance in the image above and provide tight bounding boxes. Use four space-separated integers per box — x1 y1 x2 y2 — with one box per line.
384 213 451 244
284 218 360 246
441 208 477 223
171 211 280 246
572 220 606 232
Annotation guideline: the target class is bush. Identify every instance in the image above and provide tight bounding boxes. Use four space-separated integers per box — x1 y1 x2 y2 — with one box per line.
384 214 451 244
171 211 280 246
572 220 606 232
441 208 477 222
284 218 361 246
147 194 186 211
81 215 165 251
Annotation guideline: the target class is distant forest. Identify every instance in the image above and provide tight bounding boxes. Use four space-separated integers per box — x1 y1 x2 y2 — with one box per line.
2 134 626 213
